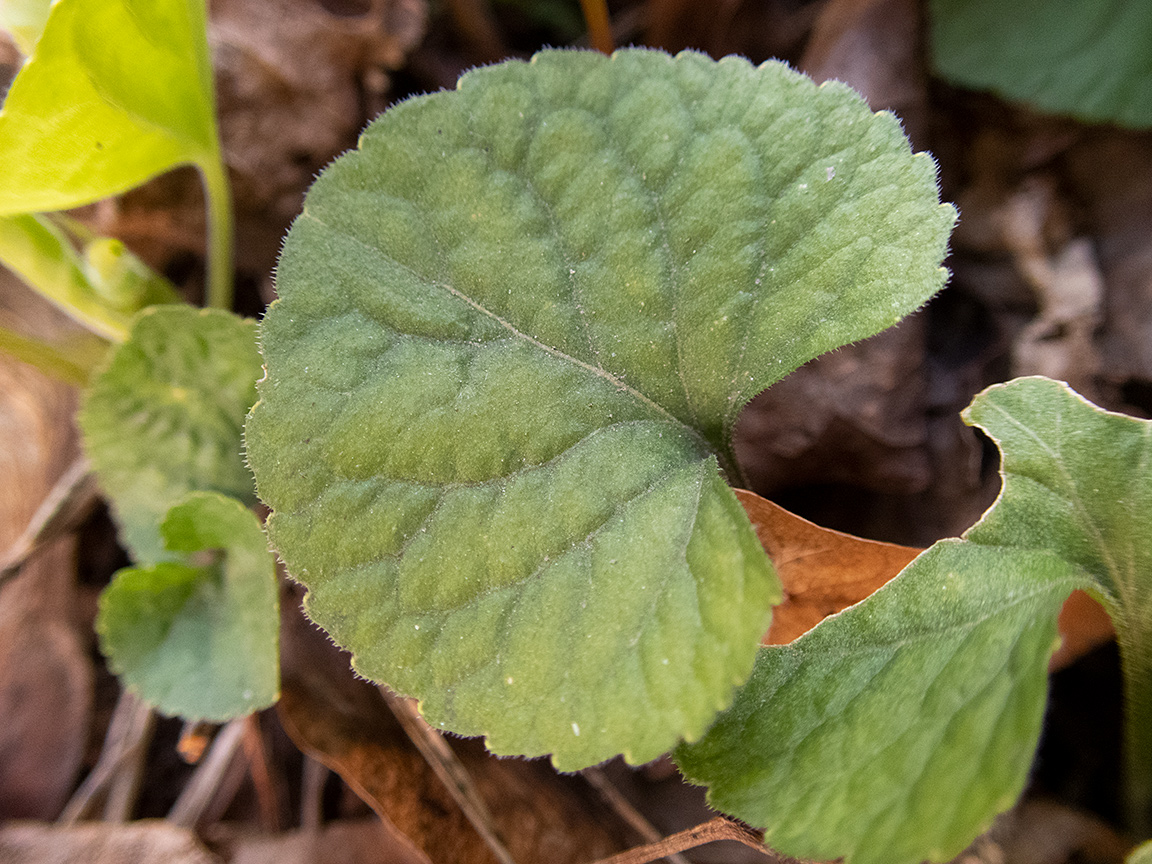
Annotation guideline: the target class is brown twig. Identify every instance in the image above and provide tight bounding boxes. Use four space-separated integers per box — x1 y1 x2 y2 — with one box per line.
168 718 246 828
299 755 329 832
60 690 155 824
581 766 692 864
242 713 281 832
580 0 615 55
588 816 771 864
379 686 517 864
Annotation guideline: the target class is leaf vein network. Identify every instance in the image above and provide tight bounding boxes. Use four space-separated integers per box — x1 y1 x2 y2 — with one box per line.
397 449 709 619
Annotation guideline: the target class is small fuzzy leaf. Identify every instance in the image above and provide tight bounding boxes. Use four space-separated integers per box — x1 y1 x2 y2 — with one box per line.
930 0 1152 128
246 48 955 769
0 0 218 214
963 376 1152 832
97 492 279 721
80 306 261 564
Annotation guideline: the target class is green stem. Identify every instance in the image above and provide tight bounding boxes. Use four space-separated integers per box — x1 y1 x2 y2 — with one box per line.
1120 622 1152 837
0 326 95 386
0 214 130 341
198 156 234 310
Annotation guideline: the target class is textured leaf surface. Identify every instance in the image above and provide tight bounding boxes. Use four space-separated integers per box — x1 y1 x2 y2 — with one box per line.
80 306 261 564
675 541 1084 864
98 492 279 721
0 0 218 214
930 0 1152 128
676 376 1152 863
246 48 955 769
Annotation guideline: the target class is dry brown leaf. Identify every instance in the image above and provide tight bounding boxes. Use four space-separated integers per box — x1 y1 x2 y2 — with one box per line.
735 489 921 645
737 489 1114 669
1050 590 1115 672
277 586 624 864
1063 131 1152 387
0 820 220 864
211 0 427 220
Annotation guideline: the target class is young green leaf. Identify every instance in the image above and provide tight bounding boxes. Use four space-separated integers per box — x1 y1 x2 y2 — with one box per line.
0 0 220 214
97 491 279 721
246 48 956 770
0 214 180 341
930 0 1152 128
79 306 261 564
676 376 1151 862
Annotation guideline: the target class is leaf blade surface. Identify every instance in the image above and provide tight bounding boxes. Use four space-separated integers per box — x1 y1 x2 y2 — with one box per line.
246 48 956 769
0 0 218 214
97 491 280 721
79 306 261 564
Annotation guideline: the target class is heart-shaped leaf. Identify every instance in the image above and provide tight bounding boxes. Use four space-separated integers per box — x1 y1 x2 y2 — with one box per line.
79 306 261 564
676 376 1150 863
246 48 956 769
97 491 279 721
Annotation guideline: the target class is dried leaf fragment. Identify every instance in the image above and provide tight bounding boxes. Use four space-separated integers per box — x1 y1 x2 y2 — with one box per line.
735 489 921 645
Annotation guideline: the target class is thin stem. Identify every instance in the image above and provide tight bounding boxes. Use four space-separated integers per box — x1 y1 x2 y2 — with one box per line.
588 816 771 864
0 214 130 341
380 686 517 864
580 0 615 54
60 691 154 824
0 325 92 386
582 766 693 864
198 155 234 310
168 718 247 828
1119 622 1152 837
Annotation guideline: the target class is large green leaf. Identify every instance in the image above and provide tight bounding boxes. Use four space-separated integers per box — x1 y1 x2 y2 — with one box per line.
79 306 261 564
0 0 219 214
674 542 1085 864
676 376 1150 862
246 48 956 770
97 491 279 721
930 0 1152 128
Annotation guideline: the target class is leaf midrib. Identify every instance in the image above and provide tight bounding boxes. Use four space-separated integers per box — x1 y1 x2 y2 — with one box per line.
301 208 720 466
